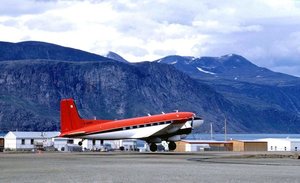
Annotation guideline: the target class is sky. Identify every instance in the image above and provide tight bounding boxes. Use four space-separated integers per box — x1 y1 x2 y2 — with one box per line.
0 0 300 76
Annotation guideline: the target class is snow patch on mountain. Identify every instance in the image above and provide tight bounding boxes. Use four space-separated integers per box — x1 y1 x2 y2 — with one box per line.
196 67 216 75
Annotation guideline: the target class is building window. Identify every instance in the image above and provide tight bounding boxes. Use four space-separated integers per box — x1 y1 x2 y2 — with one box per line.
21 139 25 145
93 139 96 146
270 146 273 150
284 147 286 151
295 147 298 151
31 139 34 145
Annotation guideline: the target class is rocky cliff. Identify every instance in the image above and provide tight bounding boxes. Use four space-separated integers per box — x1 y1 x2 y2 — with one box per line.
1 41 300 133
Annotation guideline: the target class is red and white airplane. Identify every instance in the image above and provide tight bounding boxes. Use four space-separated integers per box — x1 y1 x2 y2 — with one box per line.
59 99 203 152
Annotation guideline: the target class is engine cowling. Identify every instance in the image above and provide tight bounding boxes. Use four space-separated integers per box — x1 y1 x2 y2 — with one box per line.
191 117 204 128
147 137 162 143
167 135 181 142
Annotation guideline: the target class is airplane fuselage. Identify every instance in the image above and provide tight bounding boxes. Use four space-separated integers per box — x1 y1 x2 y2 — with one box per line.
59 99 203 151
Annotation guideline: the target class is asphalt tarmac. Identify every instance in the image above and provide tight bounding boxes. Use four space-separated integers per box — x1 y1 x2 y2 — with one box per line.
1 151 300 183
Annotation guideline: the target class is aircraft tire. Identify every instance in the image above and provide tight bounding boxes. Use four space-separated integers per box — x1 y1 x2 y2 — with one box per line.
78 141 83 146
168 141 176 151
149 143 157 152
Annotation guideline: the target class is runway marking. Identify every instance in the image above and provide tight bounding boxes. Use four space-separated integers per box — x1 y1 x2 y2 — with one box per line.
187 157 300 166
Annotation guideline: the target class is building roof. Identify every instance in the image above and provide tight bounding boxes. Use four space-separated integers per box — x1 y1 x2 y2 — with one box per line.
231 140 267 143
258 138 300 142
5 131 60 139
182 140 231 144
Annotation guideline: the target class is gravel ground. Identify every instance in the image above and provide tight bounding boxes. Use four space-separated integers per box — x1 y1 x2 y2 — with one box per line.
1 151 300 183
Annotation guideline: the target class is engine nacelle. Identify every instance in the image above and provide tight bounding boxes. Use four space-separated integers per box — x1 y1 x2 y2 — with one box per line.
180 134 187 139
167 135 181 142
147 137 162 143
192 117 204 128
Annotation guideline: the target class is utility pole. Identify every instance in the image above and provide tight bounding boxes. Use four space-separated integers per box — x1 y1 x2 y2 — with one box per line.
210 123 213 140
224 117 227 141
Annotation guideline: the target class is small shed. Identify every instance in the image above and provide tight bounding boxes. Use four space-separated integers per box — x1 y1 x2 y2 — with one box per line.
0 132 6 152
4 131 60 151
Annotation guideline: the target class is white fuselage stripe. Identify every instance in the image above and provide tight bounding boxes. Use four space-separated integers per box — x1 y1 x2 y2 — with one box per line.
81 124 171 140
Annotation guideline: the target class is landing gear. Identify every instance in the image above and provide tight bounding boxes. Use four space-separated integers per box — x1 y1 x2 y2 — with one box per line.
149 143 157 152
168 141 176 151
78 141 83 146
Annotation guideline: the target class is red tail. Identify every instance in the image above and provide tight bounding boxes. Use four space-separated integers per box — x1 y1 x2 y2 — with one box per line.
60 99 84 133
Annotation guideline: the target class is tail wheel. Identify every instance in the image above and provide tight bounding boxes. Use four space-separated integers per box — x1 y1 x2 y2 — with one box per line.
149 143 157 152
168 141 176 151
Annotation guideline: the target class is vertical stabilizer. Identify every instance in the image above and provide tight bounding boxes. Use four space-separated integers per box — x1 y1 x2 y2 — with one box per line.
60 99 84 133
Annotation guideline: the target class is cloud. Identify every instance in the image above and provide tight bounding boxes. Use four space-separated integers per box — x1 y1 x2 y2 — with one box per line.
0 0 58 16
1 0 300 76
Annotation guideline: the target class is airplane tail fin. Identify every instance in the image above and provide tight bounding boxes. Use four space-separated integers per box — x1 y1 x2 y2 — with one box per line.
60 99 84 134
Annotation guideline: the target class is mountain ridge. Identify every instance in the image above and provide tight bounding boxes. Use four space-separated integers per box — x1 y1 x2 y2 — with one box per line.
0 41 113 62
1 41 300 133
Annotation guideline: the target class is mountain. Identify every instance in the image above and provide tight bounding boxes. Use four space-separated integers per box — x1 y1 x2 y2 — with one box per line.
106 51 129 63
0 41 111 62
157 54 300 133
1 41 300 133
0 59 241 132
157 54 300 86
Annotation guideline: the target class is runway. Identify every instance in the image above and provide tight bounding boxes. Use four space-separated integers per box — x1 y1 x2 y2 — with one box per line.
0 151 300 183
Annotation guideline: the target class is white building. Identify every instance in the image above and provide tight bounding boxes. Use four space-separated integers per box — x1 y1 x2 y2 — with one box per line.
121 139 138 151
77 139 102 151
81 139 123 151
52 138 122 151
52 137 75 151
4 131 60 151
259 138 300 151
4 131 137 152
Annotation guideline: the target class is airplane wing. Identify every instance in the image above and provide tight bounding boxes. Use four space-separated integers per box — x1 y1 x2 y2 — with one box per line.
131 119 191 140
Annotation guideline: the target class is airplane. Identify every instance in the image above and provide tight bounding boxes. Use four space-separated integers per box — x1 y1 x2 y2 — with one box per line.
59 98 204 152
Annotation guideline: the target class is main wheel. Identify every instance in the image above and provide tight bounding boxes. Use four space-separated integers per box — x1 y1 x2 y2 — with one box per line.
149 143 157 152
168 141 176 151
78 141 83 146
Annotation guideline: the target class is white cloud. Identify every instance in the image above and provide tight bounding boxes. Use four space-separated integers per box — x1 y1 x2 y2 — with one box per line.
1 0 300 76
0 0 63 17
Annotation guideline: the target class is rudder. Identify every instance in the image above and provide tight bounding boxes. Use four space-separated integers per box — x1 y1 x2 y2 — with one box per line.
60 99 84 133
